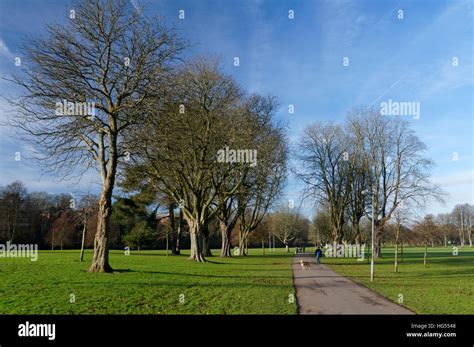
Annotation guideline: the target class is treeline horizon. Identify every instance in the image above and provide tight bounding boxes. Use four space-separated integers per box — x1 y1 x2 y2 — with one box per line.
0 180 471 251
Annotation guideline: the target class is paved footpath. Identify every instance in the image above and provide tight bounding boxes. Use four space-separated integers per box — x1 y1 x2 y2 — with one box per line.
292 253 414 314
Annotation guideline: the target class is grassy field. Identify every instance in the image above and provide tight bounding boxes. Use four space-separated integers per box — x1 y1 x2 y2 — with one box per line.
0 249 296 314
321 246 474 314
1 246 472 314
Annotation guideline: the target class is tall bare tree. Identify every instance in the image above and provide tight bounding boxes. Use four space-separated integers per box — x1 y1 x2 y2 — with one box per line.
348 108 444 257
452 204 473 247
6 0 185 271
216 94 284 257
236 120 287 256
413 214 438 267
127 58 243 262
269 207 309 252
436 212 456 247
345 131 368 247
296 123 358 244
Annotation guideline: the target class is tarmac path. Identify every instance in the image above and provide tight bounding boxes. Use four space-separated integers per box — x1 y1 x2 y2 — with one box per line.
292 253 414 314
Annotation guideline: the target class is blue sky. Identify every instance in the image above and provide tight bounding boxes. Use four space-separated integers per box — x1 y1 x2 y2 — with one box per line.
0 0 472 217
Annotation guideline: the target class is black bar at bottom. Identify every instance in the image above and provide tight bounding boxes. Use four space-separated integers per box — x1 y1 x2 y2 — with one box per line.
0 315 472 346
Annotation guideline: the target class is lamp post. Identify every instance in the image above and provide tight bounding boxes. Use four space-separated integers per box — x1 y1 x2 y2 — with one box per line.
362 190 375 282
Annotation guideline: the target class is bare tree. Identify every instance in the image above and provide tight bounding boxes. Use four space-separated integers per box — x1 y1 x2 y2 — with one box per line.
236 122 287 256
468 205 473 247
452 204 473 247
312 206 332 245
217 94 285 257
77 194 98 262
127 58 243 262
346 136 369 247
269 207 309 252
436 212 456 247
413 214 438 268
5 0 185 271
49 210 78 250
348 107 444 257
392 207 411 272
0 181 27 243
296 123 358 244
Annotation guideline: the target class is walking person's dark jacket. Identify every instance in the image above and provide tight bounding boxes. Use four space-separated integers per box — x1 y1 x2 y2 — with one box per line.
315 247 322 263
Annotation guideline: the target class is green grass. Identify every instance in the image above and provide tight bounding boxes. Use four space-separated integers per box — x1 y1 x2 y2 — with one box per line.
320 246 474 314
0 249 297 314
1 246 472 314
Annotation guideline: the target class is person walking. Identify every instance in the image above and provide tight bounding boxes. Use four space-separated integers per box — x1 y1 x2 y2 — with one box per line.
315 246 322 264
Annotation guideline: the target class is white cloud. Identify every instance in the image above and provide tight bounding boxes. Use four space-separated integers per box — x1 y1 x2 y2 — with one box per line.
0 38 13 59
431 170 473 188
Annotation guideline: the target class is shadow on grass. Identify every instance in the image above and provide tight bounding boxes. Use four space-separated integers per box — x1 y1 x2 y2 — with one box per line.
326 260 473 269
298 271 474 280
111 268 289 280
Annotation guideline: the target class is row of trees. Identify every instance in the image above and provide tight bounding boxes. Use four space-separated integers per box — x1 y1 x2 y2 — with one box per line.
4 0 464 271
6 0 289 271
296 108 444 257
313 205 473 248
0 180 313 254
119 58 288 262
0 181 99 250
2 178 469 256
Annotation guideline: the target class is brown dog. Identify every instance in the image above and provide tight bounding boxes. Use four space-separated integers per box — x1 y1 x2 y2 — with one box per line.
300 259 311 271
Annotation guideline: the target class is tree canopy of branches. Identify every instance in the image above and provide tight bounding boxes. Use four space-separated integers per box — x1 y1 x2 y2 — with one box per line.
296 122 358 244
297 107 444 257
269 207 309 252
6 0 186 272
214 94 284 257
123 58 287 261
349 108 444 257
123 59 241 261
234 97 287 256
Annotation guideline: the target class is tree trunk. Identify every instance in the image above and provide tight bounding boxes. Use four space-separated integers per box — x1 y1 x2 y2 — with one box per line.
262 239 265 254
401 239 404 262
394 242 398 273
89 181 114 273
80 221 86 262
374 226 383 258
332 225 342 246
238 231 247 256
202 227 213 257
175 209 183 255
285 243 289 252
220 221 232 257
169 204 178 255
188 220 205 262
394 226 400 272
354 221 361 249
354 232 361 249
468 217 472 247
423 243 427 268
